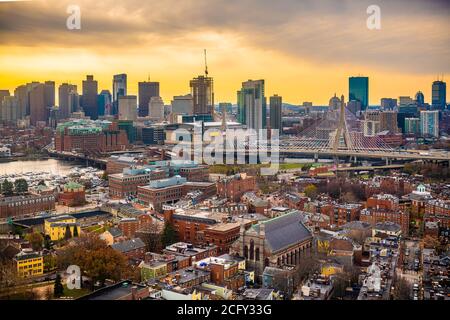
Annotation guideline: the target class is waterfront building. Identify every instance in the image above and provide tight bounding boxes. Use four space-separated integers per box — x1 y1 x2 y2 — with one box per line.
0 194 56 219
54 119 129 154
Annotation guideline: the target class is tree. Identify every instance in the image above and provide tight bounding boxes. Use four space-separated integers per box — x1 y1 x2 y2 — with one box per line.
1 179 13 196
73 225 79 237
56 234 129 289
304 184 318 200
14 178 29 194
161 222 178 247
38 180 46 187
64 225 72 240
392 276 411 300
25 232 44 251
54 274 64 298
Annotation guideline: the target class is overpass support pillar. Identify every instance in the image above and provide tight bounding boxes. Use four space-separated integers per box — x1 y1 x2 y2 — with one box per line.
314 153 319 163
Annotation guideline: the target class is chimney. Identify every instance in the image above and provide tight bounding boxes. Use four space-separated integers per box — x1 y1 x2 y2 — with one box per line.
131 286 138 300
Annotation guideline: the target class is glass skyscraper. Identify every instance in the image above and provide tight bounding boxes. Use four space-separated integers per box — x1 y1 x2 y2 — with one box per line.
237 80 266 130
432 80 446 110
349 76 369 111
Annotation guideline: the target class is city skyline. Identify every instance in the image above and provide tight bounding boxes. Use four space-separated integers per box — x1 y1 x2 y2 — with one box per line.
0 0 449 105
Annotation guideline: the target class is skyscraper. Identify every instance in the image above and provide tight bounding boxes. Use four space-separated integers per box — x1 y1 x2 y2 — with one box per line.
149 96 165 121
237 80 266 130
14 85 28 119
380 111 399 134
44 81 55 109
98 90 112 117
404 118 420 135
29 83 47 125
415 91 425 105
381 98 397 110
420 110 439 137
118 95 137 121
138 81 159 117
82 75 98 120
269 94 282 131
190 75 214 116
113 74 127 115
349 76 369 111
58 83 77 119
432 80 446 110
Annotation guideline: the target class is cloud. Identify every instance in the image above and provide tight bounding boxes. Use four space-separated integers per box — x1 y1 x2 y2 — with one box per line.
0 0 449 74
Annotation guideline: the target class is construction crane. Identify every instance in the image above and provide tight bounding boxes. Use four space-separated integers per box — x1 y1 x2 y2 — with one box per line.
204 49 209 77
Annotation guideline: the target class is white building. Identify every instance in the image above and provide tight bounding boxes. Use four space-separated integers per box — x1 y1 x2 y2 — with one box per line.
171 94 194 115
420 110 439 137
118 95 137 121
149 96 165 121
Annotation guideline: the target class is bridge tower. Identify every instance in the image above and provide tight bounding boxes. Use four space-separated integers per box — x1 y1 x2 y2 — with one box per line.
332 95 353 152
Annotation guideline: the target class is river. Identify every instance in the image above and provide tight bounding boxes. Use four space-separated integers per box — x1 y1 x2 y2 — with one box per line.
0 159 83 175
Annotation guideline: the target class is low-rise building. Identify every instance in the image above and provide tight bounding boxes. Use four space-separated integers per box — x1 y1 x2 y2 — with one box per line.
14 251 44 278
44 215 80 241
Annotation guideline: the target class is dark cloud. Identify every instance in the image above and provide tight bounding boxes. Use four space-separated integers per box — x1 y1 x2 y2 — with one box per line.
0 0 449 73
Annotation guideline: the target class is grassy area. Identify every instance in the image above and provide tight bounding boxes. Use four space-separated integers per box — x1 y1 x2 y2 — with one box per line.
61 284 91 299
279 163 305 170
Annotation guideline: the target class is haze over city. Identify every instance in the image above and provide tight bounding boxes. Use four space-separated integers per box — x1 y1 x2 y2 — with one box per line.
0 0 449 105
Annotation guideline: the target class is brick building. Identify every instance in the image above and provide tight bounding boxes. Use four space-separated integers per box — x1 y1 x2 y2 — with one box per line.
424 199 450 229
58 182 86 207
0 194 56 219
111 238 146 261
55 120 129 154
118 214 152 239
109 167 167 199
216 173 256 202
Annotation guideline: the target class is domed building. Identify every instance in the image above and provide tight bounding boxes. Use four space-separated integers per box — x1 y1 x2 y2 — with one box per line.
415 91 425 105
329 94 341 110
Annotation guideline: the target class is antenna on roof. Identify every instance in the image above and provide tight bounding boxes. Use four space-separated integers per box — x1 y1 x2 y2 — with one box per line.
148 73 151 82
204 49 209 77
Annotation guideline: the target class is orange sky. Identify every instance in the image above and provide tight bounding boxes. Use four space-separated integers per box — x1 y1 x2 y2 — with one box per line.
0 0 449 105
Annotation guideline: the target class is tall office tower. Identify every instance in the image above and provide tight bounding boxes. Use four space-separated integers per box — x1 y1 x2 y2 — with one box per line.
0 96 18 123
237 79 266 130
118 95 137 121
269 94 282 131
404 118 420 134
171 94 194 115
14 85 28 119
349 76 369 111
415 91 425 105
112 74 127 116
362 110 380 137
98 90 112 117
58 83 77 119
398 96 414 106
381 98 397 110
380 110 399 134
0 90 9 104
44 81 55 109
68 90 80 114
29 83 47 125
420 110 439 137
138 81 159 117
190 75 214 116
347 100 362 115
432 80 446 110
149 96 165 121
329 94 341 110
82 75 99 120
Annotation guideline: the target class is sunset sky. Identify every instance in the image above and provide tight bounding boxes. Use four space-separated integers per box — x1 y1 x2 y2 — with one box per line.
0 0 449 105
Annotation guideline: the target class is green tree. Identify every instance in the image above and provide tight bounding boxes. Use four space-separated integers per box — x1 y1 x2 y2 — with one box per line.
1 179 14 196
161 222 178 247
64 225 72 240
14 178 29 194
38 180 46 186
54 274 64 298
304 184 318 200
73 225 79 237
25 232 44 251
